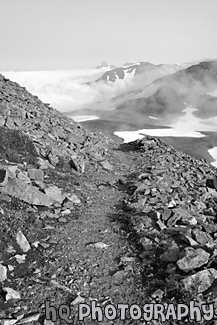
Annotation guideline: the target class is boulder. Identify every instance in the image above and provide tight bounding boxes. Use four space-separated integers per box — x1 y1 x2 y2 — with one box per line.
192 229 212 245
182 269 217 293
100 159 113 171
0 177 54 206
161 241 180 263
44 185 63 204
0 116 5 126
28 168 44 182
177 248 210 272
48 153 59 166
17 170 31 184
0 264 7 282
16 230 31 253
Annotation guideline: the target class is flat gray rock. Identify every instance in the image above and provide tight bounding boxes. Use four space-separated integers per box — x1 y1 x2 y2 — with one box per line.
1 178 54 206
44 185 63 204
182 268 217 293
0 264 7 282
177 247 210 272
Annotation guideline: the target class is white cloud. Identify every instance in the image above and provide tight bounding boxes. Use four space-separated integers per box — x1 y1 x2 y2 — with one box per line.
2 69 104 112
2 65 176 115
1 68 138 114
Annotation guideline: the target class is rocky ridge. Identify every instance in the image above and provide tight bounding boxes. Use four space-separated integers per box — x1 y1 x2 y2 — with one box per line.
1 73 217 324
119 138 217 297
0 73 112 172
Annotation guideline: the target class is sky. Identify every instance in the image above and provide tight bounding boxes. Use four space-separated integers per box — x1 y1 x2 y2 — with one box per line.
0 0 217 71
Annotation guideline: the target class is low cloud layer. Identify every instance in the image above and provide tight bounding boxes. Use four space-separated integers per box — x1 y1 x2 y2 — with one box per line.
2 64 179 116
2 68 137 114
2 69 102 112
3 62 217 128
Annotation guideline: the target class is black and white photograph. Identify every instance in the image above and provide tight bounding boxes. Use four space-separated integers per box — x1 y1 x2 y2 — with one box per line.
0 1 217 324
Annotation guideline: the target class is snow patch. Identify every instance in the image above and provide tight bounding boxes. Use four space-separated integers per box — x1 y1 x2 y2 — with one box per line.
114 128 206 143
70 115 100 122
207 90 217 97
149 116 160 120
114 106 215 143
208 147 217 167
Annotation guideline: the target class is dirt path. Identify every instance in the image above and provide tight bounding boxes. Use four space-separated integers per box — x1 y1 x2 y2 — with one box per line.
42 146 147 324
3 135 212 325
2 70 216 325
0 141 152 325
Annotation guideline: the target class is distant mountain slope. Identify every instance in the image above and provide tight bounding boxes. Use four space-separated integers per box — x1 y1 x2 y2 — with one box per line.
80 61 190 113
97 61 185 83
94 61 116 69
82 61 197 112
115 60 217 122
2 68 217 325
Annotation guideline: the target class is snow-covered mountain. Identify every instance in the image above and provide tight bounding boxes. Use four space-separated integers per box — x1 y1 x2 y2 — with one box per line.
92 59 209 85
94 61 116 70
115 60 217 122
3 59 217 124
81 60 217 166
97 61 185 83
3 59 217 164
77 61 191 112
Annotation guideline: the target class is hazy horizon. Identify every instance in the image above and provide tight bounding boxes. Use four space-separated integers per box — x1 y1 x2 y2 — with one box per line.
1 0 217 71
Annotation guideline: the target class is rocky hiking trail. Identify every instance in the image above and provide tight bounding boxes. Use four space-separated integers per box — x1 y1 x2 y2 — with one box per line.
0 129 148 325
1 73 217 325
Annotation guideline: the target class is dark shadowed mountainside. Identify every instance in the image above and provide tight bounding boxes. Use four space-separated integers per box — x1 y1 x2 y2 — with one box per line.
115 60 217 121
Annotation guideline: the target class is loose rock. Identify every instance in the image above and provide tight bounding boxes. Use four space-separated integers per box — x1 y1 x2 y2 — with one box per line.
0 264 7 282
177 248 210 272
3 287 21 301
182 268 217 293
16 230 31 253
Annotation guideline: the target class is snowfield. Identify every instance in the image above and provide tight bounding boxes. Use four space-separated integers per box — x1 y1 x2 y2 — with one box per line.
114 105 217 166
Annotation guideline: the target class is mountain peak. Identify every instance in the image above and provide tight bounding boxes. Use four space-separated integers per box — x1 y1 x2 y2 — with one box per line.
95 61 116 69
